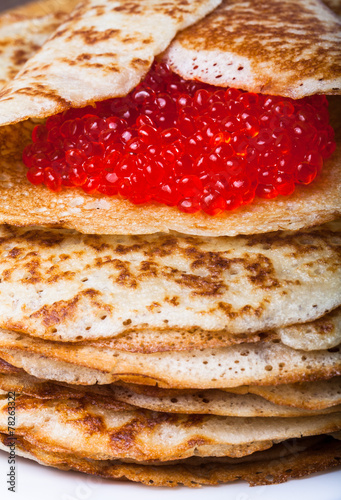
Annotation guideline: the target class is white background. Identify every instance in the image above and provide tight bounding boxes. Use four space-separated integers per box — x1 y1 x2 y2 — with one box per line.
0 453 340 500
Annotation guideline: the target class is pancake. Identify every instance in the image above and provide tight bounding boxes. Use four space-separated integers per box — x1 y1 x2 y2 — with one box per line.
0 0 340 489
0 328 339 387
0 0 221 127
1 0 339 127
115 377 341 410
22 306 339 353
0 222 339 342
2 356 340 411
0 11 67 90
0 360 340 417
1 433 340 487
79 384 341 417
229 377 341 410
0 393 340 461
0 306 340 358
110 380 341 416
0 3 339 237
164 0 341 98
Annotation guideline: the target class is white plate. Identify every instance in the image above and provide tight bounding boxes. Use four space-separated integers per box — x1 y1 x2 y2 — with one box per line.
0 452 340 500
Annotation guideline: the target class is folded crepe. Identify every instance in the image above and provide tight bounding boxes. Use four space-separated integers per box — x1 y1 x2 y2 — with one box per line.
0 0 222 126
229 378 341 410
0 11 68 90
164 0 341 98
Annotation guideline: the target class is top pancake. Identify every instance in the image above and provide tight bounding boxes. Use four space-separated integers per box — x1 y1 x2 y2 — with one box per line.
0 11 68 90
165 0 341 99
0 0 221 127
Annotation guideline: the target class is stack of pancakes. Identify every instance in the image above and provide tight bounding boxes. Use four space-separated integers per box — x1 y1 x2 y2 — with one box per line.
0 0 340 488
0 221 340 486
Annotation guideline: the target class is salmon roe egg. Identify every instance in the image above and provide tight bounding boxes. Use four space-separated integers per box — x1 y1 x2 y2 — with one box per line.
23 62 336 215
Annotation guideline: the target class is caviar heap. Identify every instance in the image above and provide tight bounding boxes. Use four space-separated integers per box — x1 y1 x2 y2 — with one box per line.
23 63 336 215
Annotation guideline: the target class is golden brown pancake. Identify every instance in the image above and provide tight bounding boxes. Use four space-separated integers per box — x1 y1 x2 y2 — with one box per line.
1 433 340 487
0 327 339 387
0 223 339 342
0 11 67 90
0 0 221 126
0 393 340 461
0 361 340 417
165 0 341 98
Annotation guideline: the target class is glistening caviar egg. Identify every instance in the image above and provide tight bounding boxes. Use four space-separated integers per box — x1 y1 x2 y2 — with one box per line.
23 62 336 215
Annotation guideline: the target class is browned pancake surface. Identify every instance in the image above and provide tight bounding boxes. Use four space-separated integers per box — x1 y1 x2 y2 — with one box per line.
165 0 341 98
1 433 340 487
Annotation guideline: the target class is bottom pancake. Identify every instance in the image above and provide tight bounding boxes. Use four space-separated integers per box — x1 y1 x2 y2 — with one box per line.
0 433 339 487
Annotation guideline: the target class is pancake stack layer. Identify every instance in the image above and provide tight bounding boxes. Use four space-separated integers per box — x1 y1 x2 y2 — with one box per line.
0 0 340 489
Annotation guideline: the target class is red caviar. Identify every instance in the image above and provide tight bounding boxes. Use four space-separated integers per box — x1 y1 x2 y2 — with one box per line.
23 62 336 215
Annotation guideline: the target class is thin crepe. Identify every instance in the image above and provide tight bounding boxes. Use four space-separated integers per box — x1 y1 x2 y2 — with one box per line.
0 7 339 237
8 0 79 17
116 377 341 411
19 306 339 353
1 305 339 358
0 394 340 461
1 357 340 412
0 330 339 387
229 378 341 410
277 306 341 351
90 383 341 417
0 11 67 90
110 380 341 416
0 222 339 342
0 362 339 417
0 0 221 127
165 0 341 98
1 434 340 487
323 0 341 16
